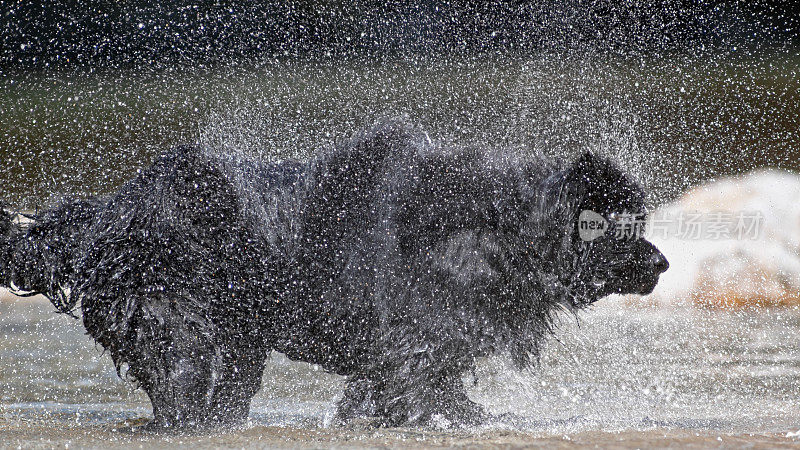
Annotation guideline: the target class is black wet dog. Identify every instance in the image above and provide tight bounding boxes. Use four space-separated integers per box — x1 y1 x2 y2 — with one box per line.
1 120 668 429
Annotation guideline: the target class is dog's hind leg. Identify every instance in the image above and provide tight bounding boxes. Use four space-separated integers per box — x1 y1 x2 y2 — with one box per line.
205 346 269 426
144 344 219 430
87 298 228 430
134 311 216 429
93 296 269 430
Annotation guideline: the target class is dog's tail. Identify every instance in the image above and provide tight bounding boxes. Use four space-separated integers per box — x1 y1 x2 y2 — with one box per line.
0 203 22 292
1 199 101 314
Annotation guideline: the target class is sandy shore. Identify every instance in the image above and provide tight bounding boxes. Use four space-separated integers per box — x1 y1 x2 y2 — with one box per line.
1 418 798 449
3 424 800 449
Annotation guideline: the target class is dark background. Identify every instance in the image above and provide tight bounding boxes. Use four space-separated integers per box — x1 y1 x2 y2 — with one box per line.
1 1 798 208
2 0 798 70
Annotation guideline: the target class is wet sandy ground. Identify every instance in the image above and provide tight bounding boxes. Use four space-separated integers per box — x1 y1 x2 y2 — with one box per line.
1 419 798 449
2 295 799 448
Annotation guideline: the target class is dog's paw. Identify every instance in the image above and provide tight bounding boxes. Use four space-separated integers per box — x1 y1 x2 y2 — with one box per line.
424 400 489 429
486 411 530 428
110 417 167 434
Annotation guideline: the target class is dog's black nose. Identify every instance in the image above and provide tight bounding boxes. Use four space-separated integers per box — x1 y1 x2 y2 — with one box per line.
649 251 669 274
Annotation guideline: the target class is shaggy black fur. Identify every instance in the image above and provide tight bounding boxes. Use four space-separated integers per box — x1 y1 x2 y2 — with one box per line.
1 119 668 429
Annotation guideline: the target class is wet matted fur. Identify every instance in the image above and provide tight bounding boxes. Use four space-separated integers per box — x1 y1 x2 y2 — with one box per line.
1 119 668 429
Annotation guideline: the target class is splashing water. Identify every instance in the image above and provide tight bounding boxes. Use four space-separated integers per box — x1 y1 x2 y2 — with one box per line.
1 2 799 447
2 296 799 446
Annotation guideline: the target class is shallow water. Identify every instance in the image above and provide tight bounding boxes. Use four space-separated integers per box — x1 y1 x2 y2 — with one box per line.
2 296 799 447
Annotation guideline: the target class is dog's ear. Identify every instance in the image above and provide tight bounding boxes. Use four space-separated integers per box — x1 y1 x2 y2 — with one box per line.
567 151 608 185
562 151 609 205
563 151 645 218
564 152 629 213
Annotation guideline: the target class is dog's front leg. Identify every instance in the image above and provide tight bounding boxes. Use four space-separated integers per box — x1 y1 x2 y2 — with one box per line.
337 352 487 428
334 375 383 425
382 366 487 427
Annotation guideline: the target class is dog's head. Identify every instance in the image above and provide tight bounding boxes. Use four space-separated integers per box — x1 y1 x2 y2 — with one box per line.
531 152 668 304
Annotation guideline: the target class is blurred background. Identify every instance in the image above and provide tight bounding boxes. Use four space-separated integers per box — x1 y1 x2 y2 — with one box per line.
1 0 798 208
3 1 798 67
